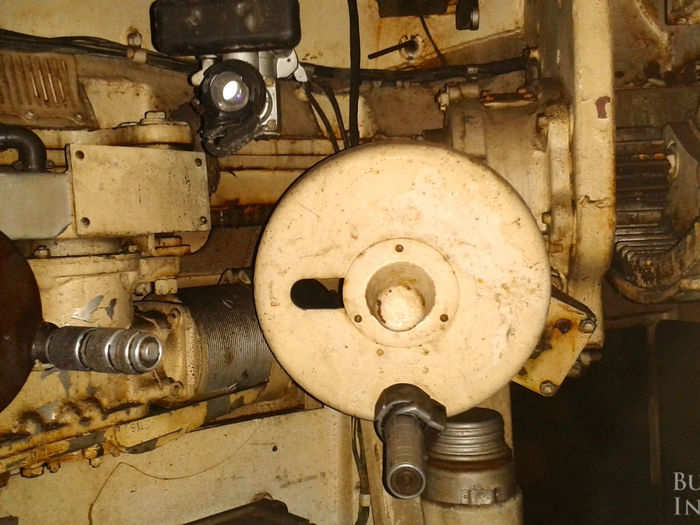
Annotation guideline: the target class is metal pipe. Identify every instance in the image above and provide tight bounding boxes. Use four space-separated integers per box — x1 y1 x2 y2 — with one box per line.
374 383 446 500
0 125 47 171
383 414 426 499
33 325 162 374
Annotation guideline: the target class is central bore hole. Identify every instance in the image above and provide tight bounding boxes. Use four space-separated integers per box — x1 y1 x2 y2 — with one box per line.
365 262 435 332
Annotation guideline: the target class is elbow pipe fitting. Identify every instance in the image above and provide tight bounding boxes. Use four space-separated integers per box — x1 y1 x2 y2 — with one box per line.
0 125 47 172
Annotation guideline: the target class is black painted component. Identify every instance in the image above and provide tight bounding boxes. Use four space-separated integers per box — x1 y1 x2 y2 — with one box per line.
0 125 47 171
368 39 419 60
376 0 448 18
0 231 42 412
456 0 480 30
178 284 273 396
150 0 301 55
198 59 267 156
186 499 310 524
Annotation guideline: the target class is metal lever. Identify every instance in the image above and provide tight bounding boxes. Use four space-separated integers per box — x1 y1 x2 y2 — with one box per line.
374 383 446 499
368 38 419 60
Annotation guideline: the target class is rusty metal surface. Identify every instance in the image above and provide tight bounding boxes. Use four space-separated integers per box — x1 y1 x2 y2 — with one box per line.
512 288 596 394
611 0 700 85
666 0 700 24
611 120 700 303
0 408 355 525
179 227 261 287
0 52 95 129
0 382 309 476
0 231 41 412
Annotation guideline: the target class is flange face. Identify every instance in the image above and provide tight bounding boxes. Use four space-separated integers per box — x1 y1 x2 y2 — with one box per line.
343 238 459 347
254 142 550 419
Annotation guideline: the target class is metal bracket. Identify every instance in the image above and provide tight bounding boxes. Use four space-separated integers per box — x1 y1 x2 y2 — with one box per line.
512 287 597 396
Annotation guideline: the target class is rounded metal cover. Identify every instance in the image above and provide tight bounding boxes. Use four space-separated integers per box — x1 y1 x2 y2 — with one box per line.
254 142 550 419
0 231 42 412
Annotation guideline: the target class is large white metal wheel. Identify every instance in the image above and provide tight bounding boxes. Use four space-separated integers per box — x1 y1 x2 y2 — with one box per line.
254 142 550 419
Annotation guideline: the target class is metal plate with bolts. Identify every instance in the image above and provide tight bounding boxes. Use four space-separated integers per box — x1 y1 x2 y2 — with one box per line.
255 142 551 420
69 145 211 237
513 288 596 395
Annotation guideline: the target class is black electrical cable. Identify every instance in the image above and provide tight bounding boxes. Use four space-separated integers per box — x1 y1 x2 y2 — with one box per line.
313 80 349 149
347 0 361 147
352 418 370 525
301 55 527 84
305 84 340 153
0 29 196 73
419 15 448 66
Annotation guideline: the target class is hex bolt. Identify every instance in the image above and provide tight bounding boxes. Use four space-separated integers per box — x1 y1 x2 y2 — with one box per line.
579 319 596 334
134 282 152 296
33 245 50 258
20 465 44 478
539 380 557 396
127 30 143 48
168 309 181 325
170 381 185 397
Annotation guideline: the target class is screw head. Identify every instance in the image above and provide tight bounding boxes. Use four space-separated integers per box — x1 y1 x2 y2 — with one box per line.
168 309 181 324
539 381 557 396
579 319 596 334
33 245 50 258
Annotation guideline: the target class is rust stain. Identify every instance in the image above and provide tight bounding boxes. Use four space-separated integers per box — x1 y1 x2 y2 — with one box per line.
595 96 611 119
279 473 319 488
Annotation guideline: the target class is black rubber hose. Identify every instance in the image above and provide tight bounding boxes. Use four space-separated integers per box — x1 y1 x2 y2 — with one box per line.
313 80 349 149
305 84 340 153
347 0 361 147
419 16 447 66
0 125 47 171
